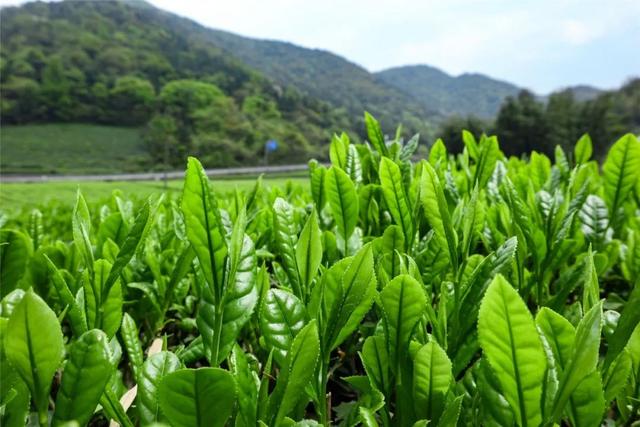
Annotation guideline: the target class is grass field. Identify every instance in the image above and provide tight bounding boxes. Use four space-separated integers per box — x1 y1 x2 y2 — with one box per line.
0 176 309 212
0 123 150 174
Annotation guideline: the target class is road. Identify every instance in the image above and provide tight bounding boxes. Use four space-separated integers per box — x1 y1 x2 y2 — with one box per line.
0 164 310 183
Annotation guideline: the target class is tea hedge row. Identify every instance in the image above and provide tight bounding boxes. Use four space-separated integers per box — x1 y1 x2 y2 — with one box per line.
1 115 640 426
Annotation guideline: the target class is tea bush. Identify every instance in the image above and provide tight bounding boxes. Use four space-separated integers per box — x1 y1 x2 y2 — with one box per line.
1 114 639 426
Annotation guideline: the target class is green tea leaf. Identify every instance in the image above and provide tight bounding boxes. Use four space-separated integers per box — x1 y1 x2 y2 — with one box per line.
326 166 359 249
429 139 447 168
359 407 380 427
535 307 575 369
581 247 599 312
182 156 228 299
437 395 463 427
420 161 458 271
158 367 236 427
120 313 143 380
602 133 640 224
198 231 257 366
330 132 349 169
230 345 259 427
568 371 605 427
376 225 404 281
413 340 452 422
478 275 546 427
0 292 30 427
574 134 592 164
53 329 113 426
260 289 306 366
138 351 181 425
379 157 414 248
364 112 388 157
529 151 551 190
473 135 500 189
579 195 609 243
73 190 94 275
273 197 302 297
476 358 515 426
602 349 632 403
44 254 87 336
269 320 320 425
361 335 391 396
462 130 479 160
603 285 640 373
379 274 427 374
454 236 518 352
309 162 327 210
103 197 159 293
4 290 64 420
295 209 323 293
400 133 420 162
0 230 32 298
460 188 484 258
550 301 602 422
322 244 377 352
84 259 123 337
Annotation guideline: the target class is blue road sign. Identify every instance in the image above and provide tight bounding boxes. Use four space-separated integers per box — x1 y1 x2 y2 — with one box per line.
266 140 278 152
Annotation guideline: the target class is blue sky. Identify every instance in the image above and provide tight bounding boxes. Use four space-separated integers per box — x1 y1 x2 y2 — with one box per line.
2 0 638 93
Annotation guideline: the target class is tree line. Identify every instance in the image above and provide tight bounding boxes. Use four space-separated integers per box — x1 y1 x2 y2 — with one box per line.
437 80 640 159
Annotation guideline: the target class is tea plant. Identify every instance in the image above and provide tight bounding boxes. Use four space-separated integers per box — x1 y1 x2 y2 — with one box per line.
1 114 639 426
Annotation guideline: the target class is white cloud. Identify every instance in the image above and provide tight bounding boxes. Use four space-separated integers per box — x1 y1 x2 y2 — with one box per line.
561 20 602 45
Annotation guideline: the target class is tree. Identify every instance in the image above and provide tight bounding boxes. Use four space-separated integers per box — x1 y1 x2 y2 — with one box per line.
545 90 579 151
148 79 251 165
577 94 626 160
493 90 550 156
436 115 490 153
242 95 281 120
90 82 110 123
144 114 178 167
40 57 73 121
157 80 230 141
109 76 156 125
0 76 43 122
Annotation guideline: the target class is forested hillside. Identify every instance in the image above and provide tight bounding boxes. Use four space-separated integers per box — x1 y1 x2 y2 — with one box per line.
1 0 637 173
0 0 357 166
201 30 435 131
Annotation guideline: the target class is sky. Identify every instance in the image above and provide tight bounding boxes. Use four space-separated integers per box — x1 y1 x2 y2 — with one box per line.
1 0 639 94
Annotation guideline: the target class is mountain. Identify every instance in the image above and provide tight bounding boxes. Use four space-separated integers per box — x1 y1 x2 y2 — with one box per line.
0 0 612 166
199 30 436 130
0 0 360 166
97 0 436 132
564 85 602 102
376 65 604 119
375 65 522 119
0 0 435 144
121 3 435 131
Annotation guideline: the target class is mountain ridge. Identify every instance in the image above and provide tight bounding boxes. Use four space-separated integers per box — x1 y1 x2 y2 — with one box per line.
375 64 603 118
0 0 608 130
148 1 604 121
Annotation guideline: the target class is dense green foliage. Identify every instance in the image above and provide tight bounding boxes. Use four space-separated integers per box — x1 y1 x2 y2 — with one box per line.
1 113 640 426
493 83 640 158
